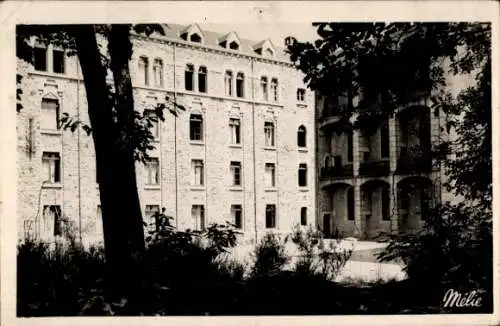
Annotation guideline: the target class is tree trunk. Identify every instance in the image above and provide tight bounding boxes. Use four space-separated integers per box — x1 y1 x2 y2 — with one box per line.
72 25 145 303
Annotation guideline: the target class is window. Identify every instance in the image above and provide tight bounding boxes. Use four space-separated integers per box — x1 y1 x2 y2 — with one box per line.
347 187 355 221
264 121 275 147
145 158 159 185
381 121 390 158
33 47 47 71
265 163 276 188
145 204 160 220
230 161 242 186
43 205 62 236
42 152 61 183
300 207 307 226
297 88 306 102
198 66 207 93
225 70 233 96
53 49 65 74
41 98 60 130
138 56 149 86
265 204 276 228
382 188 390 221
191 205 205 230
261 77 268 101
151 119 160 139
297 125 306 148
229 41 239 50
192 160 204 186
265 48 274 57
185 64 194 91
153 58 164 88
229 118 241 144
189 114 203 141
347 131 353 162
231 204 242 229
270 78 278 102
236 72 244 98
298 164 307 187
190 33 202 43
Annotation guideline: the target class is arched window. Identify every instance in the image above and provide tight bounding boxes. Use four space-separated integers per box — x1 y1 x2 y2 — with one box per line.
300 207 307 226
153 58 163 88
297 125 306 148
185 64 194 91
138 56 149 86
236 72 245 98
298 163 307 187
189 113 203 141
225 70 233 96
198 66 207 93
270 78 278 102
260 76 268 101
190 33 202 43
347 187 355 221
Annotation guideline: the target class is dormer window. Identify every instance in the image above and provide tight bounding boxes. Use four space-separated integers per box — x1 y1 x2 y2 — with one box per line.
264 48 274 57
180 32 188 41
190 33 202 43
229 41 239 50
253 39 276 58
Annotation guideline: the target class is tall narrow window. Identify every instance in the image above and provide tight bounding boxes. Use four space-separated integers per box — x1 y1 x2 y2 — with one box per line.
53 49 65 74
41 98 60 130
347 187 355 221
264 121 275 147
297 125 306 147
192 160 204 186
33 46 47 71
230 161 242 186
261 76 268 101
185 64 194 91
297 88 305 102
265 204 276 228
225 70 233 96
145 158 159 185
347 131 353 162
300 207 307 226
42 152 61 183
138 56 149 86
381 120 390 158
270 78 278 102
189 114 203 141
191 205 205 230
236 72 244 98
298 163 307 187
198 66 207 93
43 205 62 236
229 118 241 144
153 58 164 88
382 188 390 221
231 204 242 229
265 163 276 188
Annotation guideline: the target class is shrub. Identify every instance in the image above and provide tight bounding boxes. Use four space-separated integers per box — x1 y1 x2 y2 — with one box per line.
251 233 289 278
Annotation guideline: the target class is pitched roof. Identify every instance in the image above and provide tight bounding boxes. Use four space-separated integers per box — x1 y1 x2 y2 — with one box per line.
158 23 290 62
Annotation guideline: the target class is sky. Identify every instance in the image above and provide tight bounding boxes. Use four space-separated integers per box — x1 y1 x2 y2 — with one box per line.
199 23 319 48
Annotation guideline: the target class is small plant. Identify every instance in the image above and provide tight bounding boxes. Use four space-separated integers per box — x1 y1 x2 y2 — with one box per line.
251 233 289 278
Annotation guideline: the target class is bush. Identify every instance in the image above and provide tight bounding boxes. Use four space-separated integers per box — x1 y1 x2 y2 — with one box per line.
251 233 289 278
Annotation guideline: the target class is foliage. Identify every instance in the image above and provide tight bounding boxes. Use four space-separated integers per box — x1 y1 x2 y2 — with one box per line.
251 233 289 278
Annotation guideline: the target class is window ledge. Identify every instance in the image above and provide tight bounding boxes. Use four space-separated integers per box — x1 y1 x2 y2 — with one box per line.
145 184 161 190
298 148 308 153
189 140 205 146
263 146 277 151
229 144 242 149
42 183 62 189
299 188 309 192
296 103 307 108
265 188 277 192
190 186 206 191
41 129 62 136
229 186 243 192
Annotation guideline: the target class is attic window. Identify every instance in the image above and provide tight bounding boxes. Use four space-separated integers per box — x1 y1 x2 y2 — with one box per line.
264 48 274 57
229 41 239 50
180 32 188 41
190 33 202 43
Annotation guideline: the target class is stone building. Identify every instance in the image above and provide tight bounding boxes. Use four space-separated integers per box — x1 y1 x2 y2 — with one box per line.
16 24 316 246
